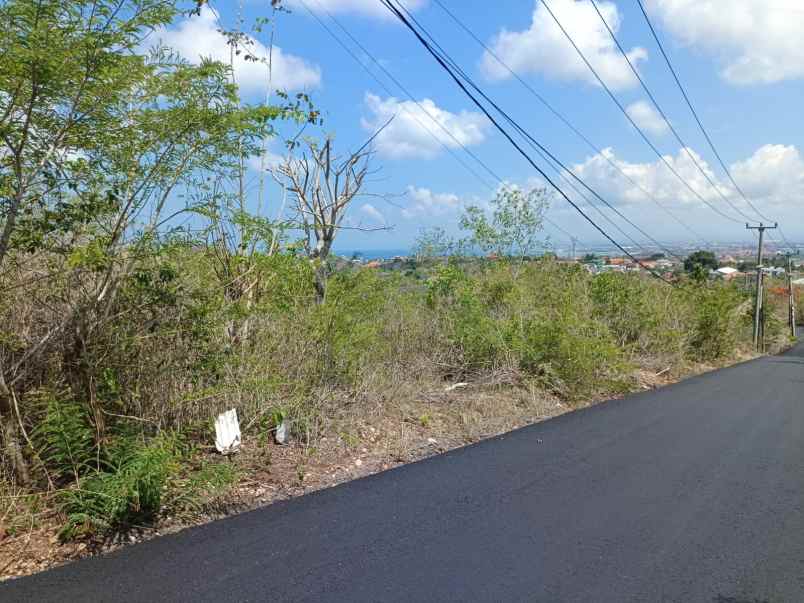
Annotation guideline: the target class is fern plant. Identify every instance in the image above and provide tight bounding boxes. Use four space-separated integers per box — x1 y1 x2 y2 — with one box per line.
59 435 181 540
31 395 97 483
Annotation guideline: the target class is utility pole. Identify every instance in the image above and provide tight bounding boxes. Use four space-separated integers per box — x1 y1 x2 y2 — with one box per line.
571 237 578 261
787 251 799 338
746 223 777 350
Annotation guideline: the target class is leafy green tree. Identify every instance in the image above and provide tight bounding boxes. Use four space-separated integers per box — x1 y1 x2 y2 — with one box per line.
413 226 460 261
0 0 281 481
460 186 551 268
0 0 179 484
684 250 719 275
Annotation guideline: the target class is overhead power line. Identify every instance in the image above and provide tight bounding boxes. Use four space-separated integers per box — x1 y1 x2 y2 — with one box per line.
298 0 587 250
632 0 796 252
380 0 675 284
299 0 495 190
538 0 744 226
430 0 710 250
588 0 761 227
393 1 682 261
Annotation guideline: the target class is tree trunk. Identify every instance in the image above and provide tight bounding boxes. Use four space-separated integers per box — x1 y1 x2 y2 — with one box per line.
0 374 30 485
312 238 332 305
313 262 327 304
65 319 106 444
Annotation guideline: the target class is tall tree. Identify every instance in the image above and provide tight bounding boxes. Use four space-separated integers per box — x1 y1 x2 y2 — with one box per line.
276 137 380 303
0 0 270 481
684 250 719 275
460 186 551 270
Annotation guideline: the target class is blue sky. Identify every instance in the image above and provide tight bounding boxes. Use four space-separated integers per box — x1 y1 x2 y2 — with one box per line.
157 0 804 253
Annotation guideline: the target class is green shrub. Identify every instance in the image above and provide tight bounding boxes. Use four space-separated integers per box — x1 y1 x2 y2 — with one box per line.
306 269 390 384
426 263 506 371
685 283 747 360
796 289 804 326
591 272 688 364
425 261 627 396
505 262 626 396
32 395 97 482
58 435 181 539
168 460 238 517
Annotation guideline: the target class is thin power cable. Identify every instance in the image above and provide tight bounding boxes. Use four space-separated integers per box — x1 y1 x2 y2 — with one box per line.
538 0 743 225
389 0 675 274
395 1 682 260
534 140 651 252
298 0 495 191
589 0 759 226
381 0 674 284
633 0 795 252
298 0 586 249
430 0 709 250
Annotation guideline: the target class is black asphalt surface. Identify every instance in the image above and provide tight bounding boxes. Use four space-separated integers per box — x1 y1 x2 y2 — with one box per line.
4 338 804 602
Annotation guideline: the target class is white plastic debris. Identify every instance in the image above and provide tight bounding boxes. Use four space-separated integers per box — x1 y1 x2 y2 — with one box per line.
274 419 288 445
214 409 241 454
444 382 468 392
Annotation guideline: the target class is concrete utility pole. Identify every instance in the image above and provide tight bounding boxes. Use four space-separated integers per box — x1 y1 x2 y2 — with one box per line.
746 223 777 350
571 237 578 261
787 251 799 339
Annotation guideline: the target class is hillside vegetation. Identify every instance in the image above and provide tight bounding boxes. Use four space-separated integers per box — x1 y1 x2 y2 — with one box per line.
0 0 793 568
1 248 772 540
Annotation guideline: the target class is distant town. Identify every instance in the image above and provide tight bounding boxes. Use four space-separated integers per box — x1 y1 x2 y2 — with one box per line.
337 242 803 283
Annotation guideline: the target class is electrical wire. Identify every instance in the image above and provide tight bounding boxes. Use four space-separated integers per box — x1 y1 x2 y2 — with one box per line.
393 0 682 260
381 0 675 284
538 0 744 226
632 0 796 252
298 0 588 250
589 0 760 227
430 0 709 250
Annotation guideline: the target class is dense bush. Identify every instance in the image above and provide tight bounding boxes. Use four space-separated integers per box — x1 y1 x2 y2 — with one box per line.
2 243 766 538
797 290 804 327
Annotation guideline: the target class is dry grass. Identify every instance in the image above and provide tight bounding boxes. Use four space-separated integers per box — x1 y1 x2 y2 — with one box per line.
3 257 793 581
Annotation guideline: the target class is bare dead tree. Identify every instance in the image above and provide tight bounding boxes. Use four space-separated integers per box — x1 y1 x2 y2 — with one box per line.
277 135 385 302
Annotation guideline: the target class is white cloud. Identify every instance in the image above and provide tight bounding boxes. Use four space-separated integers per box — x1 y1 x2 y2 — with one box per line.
360 203 386 224
287 0 426 19
645 0 804 85
402 186 461 218
571 147 730 207
480 0 647 91
625 100 669 136
730 144 804 205
153 7 321 96
361 93 488 159
569 144 804 213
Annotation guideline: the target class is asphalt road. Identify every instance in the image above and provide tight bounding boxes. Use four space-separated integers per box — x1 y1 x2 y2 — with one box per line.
4 339 804 602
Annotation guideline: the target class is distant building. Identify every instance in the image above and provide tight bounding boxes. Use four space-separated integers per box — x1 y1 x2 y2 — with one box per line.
599 264 627 273
714 266 740 280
